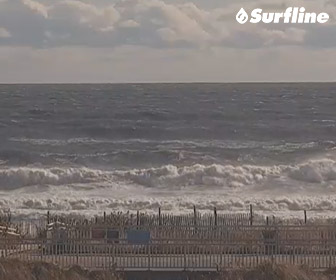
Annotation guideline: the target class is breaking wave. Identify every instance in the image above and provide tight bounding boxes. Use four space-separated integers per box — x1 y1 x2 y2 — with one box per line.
115 164 283 189
2 194 336 218
0 167 109 189
0 159 336 217
0 158 335 190
287 159 336 183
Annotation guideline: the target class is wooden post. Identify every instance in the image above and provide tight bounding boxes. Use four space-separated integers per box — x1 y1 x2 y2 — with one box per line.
304 210 307 224
7 210 11 224
148 243 151 270
214 207 217 226
158 207 162 226
266 216 269 226
249 204 253 226
193 205 197 227
137 210 140 227
47 211 50 225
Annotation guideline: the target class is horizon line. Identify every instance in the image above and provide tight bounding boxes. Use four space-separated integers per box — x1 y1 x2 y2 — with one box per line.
1 81 336 85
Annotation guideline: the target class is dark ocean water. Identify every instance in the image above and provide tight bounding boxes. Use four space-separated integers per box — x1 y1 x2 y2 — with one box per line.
0 83 336 217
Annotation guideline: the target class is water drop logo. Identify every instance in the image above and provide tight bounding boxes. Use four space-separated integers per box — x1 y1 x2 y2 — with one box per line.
236 8 249 24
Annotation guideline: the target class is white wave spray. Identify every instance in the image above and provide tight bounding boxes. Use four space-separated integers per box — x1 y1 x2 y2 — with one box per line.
0 158 336 217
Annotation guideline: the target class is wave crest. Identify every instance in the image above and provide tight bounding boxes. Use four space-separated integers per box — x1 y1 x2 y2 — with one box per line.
118 164 283 188
287 159 336 183
0 158 336 190
0 167 106 189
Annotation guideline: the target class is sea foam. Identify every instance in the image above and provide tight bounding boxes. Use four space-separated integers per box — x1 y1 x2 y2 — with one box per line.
0 159 335 190
1 159 336 217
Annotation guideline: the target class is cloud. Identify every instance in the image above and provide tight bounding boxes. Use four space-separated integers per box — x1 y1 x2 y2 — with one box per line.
49 0 120 31
0 27 10 38
0 0 334 50
22 0 48 18
0 0 335 83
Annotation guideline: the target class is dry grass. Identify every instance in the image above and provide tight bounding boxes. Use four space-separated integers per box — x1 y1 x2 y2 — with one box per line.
0 260 335 280
186 263 334 280
0 259 122 280
220 263 330 280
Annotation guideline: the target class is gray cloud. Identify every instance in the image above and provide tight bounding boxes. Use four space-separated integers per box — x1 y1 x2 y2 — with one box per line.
1 0 334 49
0 27 10 38
0 0 335 83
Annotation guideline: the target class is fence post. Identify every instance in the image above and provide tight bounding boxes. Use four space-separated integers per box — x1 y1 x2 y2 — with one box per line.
214 207 217 227
304 210 307 224
104 212 106 224
159 207 162 226
184 243 187 270
193 205 197 226
4 238 7 257
250 204 253 226
193 206 197 233
76 239 79 265
137 211 140 228
40 239 43 261
148 243 151 270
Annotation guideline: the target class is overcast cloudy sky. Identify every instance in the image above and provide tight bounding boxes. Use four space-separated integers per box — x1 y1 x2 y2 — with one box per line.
0 0 335 83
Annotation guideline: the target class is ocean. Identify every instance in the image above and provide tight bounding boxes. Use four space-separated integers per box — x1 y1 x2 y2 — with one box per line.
0 83 336 218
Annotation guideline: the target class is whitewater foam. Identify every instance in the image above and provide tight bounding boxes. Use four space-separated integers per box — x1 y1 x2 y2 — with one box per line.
2 194 336 219
0 158 336 190
0 167 109 189
116 164 283 189
0 158 336 216
287 159 336 183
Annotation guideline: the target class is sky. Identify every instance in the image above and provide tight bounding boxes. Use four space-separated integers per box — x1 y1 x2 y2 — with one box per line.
0 0 335 83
